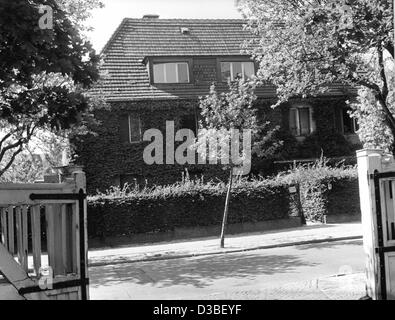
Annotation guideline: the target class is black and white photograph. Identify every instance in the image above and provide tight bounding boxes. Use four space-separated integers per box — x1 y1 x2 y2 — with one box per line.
0 0 394 307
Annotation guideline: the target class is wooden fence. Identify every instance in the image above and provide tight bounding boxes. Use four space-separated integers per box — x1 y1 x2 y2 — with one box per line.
0 170 89 300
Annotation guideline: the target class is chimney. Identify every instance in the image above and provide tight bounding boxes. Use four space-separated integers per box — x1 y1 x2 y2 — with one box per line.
180 27 190 34
142 14 159 19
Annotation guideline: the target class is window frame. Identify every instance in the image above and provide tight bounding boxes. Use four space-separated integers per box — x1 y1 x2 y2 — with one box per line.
289 104 315 137
128 114 142 144
153 62 190 84
147 57 193 85
217 57 256 83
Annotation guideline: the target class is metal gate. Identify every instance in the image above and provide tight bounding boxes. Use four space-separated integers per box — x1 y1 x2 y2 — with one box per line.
371 172 395 299
357 149 395 300
0 170 89 300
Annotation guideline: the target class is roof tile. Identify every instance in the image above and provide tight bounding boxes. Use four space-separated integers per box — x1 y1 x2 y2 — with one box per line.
92 18 355 101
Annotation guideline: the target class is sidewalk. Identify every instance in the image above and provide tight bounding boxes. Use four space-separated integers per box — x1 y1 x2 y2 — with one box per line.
89 222 363 267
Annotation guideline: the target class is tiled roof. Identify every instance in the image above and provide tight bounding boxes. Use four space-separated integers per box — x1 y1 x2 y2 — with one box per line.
92 18 354 101
102 18 255 57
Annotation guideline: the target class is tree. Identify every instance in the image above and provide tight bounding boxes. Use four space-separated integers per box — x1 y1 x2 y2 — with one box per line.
0 0 101 177
0 130 70 183
56 0 104 32
238 0 394 149
193 79 278 248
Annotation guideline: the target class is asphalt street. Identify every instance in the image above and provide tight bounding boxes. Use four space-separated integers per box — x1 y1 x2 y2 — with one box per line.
89 239 365 300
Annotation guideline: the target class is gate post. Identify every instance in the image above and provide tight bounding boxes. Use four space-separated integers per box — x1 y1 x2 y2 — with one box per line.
72 169 89 300
357 149 382 299
357 149 394 299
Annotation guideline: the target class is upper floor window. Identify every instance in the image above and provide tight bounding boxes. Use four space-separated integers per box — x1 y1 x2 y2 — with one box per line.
153 62 189 84
220 61 254 82
129 114 142 143
289 105 314 136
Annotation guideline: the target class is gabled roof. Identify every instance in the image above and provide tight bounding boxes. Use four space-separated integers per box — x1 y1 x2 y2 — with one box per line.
92 17 354 102
92 18 260 101
101 18 255 58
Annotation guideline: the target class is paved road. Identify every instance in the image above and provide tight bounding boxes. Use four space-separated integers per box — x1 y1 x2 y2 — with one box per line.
89 239 365 300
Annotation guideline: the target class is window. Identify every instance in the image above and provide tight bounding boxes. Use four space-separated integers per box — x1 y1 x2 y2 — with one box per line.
153 62 189 83
220 61 255 82
289 107 313 136
342 108 358 134
129 115 142 143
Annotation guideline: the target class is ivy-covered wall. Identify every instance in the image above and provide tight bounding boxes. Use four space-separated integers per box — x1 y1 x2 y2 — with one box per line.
74 100 212 193
297 97 362 158
73 97 361 194
73 98 284 194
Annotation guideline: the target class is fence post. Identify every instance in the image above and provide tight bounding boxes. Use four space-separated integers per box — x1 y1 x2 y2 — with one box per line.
72 169 89 300
357 149 385 299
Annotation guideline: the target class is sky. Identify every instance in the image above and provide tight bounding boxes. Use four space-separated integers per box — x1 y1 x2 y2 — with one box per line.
86 0 243 52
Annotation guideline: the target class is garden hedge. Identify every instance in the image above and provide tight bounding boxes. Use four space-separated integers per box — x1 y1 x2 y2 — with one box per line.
87 179 299 239
277 158 360 222
87 159 361 240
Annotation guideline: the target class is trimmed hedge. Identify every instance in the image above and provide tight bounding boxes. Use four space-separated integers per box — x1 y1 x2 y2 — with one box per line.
325 178 360 217
87 159 361 240
87 179 299 239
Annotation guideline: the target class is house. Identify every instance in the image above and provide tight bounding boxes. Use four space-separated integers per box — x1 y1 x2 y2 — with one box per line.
76 15 361 193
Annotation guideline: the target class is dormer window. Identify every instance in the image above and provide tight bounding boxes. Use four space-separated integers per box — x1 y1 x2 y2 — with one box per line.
220 61 254 82
153 62 190 83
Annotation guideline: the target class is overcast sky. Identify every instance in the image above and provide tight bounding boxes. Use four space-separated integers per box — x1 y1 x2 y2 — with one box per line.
86 0 242 52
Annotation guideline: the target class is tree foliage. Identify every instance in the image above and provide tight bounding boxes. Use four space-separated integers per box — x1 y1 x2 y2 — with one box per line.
0 0 102 177
195 79 280 168
0 132 69 183
57 0 104 33
350 87 394 151
239 0 394 149
195 79 258 169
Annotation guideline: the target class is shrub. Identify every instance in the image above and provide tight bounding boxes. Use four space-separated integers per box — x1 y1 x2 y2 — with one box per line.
277 156 358 221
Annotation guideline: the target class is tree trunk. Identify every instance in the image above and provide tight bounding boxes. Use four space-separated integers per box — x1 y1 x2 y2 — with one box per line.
220 168 233 248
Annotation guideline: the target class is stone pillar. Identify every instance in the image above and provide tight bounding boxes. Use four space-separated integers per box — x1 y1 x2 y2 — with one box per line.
357 149 383 299
356 149 395 299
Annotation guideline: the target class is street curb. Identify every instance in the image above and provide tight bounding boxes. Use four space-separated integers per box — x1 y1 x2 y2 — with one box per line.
88 235 363 267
